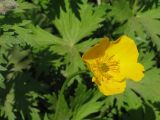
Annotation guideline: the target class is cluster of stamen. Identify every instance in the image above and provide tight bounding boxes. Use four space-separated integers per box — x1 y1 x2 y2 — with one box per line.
100 63 109 72
98 55 120 80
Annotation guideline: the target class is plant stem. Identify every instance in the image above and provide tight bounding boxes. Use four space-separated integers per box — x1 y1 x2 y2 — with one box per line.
60 70 87 96
54 70 87 120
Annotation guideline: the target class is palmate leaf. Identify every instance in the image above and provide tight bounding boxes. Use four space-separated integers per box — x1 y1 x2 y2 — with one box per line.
0 88 15 120
71 83 104 120
30 108 41 120
72 100 103 120
128 68 160 102
100 89 143 119
121 51 160 119
137 8 160 48
53 94 70 120
0 33 20 49
44 114 49 120
0 24 60 51
12 25 59 49
64 49 85 76
115 89 143 111
53 0 106 44
52 82 104 120
14 1 36 13
8 47 32 72
128 50 160 102
76 38 99 53
108 0 132 23
139 51 155 70
109 0 160 49
127 50 160 103
51 0 106 75
121 103 156 120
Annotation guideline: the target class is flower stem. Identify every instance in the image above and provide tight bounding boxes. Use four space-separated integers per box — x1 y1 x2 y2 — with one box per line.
54 70 87 120
60 70 87 95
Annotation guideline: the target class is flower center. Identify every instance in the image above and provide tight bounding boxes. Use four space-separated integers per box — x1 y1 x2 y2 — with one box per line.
98 55 120 75
100 63 109 72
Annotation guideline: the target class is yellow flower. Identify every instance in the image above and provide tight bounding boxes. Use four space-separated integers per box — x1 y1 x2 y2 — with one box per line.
82 35 144 96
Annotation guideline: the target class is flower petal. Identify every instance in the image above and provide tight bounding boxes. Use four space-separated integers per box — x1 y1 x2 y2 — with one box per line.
106 35 139 63
93 77 126 96
82 37 109 61
121 63 144 81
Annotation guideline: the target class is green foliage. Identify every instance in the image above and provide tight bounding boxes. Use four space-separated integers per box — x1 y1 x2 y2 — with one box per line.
71 83 103 120
51 0 106 76
0 88 15 120
0 0 160 120
108 0 160 49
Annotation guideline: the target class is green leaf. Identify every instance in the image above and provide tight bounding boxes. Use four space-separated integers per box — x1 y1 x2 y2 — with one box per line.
44 114 50 120
128 51 160 102
30 108 41 120
109 0 160 49
137 8 160 48
115 16 147 43
0 33 20 49
70 82 92 109
139 51 155 70
121 101 156 120
108 0 132 23
53 0 106 45
53 94 70 120
0 65 7 71
64 48 85 76
12 26 60 49
14 1 36 13
73 101 103 120
116 89 142 110
51 0 106 76
76 38 99 52
8 47 32 72
71 83 104 120
0 74 5 89
1 88 16 120
128 67 160 102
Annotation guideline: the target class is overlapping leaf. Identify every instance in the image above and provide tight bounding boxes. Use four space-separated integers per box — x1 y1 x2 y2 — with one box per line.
109 0 160 49
51 0 106 75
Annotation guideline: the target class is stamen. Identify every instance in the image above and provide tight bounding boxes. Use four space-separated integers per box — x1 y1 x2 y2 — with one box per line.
97 55 120 81
100 63 109 72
